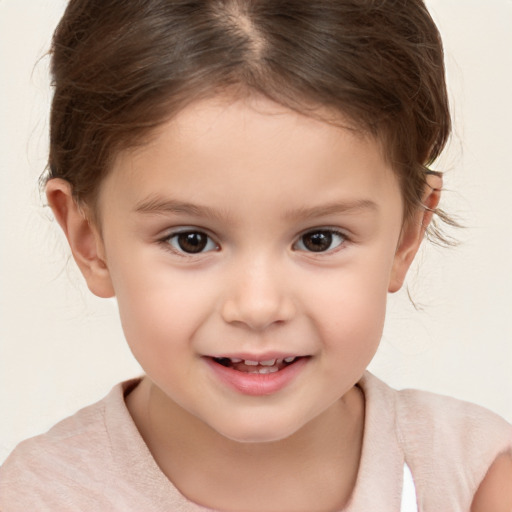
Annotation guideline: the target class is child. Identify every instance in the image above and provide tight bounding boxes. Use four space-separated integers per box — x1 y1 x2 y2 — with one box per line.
1 0 511 510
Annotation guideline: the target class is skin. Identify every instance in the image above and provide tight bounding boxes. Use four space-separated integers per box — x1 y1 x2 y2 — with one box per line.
471 453 512 512
46 95 511 511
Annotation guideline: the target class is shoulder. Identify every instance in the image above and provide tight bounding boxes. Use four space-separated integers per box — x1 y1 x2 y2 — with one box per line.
362 372 512 446
394 382 512 509
361 373 512 509
0 381 134 510
393 384 512 456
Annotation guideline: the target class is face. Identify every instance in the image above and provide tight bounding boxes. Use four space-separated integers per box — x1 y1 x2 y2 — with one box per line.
93 96 411 443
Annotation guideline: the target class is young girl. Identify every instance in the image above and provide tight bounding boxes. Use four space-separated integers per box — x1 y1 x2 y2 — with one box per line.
1 0 511 510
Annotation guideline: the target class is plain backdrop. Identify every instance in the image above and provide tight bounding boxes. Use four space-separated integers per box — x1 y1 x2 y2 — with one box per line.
1 0 511 463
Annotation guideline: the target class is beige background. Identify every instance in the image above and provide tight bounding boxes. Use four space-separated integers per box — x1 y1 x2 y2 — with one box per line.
1 0 511 463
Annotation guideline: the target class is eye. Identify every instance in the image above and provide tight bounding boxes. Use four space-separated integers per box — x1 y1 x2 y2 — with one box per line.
166 230 218 254
294 229 346 253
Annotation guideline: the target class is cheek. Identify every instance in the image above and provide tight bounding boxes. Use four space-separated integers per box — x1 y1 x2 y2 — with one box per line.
320 288 387 348
116 285 197 337
109 261 208 361
115 289 204 401
311 255 392 347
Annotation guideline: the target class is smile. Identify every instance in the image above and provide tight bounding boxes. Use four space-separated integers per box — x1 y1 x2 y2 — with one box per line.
212 356 300 374
206 355 309 396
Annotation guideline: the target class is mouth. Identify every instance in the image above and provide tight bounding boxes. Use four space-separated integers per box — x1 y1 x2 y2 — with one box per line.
206 355 310 395
211 356 305 374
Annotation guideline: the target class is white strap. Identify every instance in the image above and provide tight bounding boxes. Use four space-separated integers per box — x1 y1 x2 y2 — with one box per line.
400 463 418 512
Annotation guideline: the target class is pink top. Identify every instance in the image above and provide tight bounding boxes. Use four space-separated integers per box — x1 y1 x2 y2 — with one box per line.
1 372 511 511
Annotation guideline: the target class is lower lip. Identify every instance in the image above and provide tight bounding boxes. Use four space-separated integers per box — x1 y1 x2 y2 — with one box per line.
205 357 309 396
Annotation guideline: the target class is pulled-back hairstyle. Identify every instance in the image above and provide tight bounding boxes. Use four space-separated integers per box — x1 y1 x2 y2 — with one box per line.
47 0 451 227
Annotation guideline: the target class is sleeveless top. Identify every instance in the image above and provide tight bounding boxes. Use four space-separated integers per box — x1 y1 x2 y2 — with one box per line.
1 372 511 511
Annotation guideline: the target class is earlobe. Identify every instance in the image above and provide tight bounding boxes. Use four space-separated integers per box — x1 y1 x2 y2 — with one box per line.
388 173 442 293
45 178 115 298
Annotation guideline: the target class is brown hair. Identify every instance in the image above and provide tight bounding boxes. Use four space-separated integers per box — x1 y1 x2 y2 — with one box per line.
47 0 451 228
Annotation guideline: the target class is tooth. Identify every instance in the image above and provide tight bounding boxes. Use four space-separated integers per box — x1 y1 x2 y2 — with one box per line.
244 360 259 366
230 358 243 363
284 357 296 363
258 367 279 374
260 359 276 366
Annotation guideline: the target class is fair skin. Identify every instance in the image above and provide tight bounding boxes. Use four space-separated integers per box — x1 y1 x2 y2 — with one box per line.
47 95 512 511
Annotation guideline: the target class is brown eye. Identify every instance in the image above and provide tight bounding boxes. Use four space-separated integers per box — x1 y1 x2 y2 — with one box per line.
295 230 345 253
168 231 217 254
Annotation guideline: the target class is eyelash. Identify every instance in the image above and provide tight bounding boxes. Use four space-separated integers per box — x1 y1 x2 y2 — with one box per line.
159 227 348 256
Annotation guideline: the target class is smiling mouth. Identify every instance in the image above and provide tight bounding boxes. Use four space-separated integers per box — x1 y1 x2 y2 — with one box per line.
211 356 304 374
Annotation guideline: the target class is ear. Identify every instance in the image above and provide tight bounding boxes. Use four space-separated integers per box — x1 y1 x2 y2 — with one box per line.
46 178 115 298
388 173 442 293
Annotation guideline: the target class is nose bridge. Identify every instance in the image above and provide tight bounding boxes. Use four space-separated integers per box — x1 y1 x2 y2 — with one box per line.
221 251 294 330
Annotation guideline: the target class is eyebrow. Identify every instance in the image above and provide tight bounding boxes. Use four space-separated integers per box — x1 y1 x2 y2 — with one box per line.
134 195 377 222
284 199 378 220
134 196 232 222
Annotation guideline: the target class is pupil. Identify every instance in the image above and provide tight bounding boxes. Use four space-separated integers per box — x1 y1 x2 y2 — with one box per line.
178 232 207 253
303 231 332 252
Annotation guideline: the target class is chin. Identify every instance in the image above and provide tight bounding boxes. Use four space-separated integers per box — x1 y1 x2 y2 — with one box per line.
212 416 305 444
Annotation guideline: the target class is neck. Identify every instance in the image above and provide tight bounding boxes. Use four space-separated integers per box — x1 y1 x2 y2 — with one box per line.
127 377 365 512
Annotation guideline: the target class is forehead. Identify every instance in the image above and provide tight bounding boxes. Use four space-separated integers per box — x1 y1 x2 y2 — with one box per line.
101 95 401 220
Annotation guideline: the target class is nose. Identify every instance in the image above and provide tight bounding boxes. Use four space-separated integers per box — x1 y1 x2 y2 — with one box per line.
220 257 296 331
